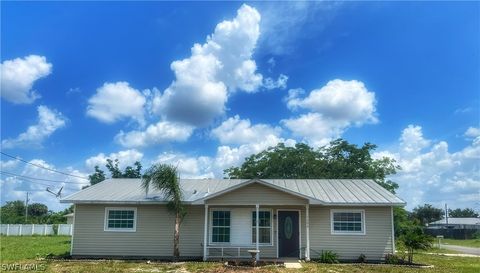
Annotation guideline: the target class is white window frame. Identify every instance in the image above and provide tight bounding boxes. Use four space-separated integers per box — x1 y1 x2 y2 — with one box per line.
104 207 137 232
251 209 274 246
209 209 232 245
330 209 366 235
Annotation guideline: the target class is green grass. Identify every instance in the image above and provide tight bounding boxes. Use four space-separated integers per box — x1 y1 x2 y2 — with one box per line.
1 236 479 273
442 239 480 248
0 235 70 261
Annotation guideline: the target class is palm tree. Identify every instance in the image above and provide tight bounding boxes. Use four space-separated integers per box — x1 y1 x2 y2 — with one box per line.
142 163 185 260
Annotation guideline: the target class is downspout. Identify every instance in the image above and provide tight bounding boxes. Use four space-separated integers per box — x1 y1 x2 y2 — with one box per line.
203 204 208 261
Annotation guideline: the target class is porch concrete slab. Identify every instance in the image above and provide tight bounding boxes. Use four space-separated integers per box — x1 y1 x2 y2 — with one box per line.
284 260 302 269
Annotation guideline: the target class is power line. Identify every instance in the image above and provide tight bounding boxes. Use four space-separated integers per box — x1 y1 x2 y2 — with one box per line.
1 174 51 187
0 173 80 191
0 151 89 180
0 171 89 185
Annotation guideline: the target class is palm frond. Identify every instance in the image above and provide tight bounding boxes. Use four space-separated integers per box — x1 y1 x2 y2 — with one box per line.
141 164 184 214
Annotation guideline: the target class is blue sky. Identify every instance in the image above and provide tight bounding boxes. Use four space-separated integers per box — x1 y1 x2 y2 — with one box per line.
1 1 479 212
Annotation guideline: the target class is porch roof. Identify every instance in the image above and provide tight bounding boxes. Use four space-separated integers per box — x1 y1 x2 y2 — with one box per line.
61 178 405 206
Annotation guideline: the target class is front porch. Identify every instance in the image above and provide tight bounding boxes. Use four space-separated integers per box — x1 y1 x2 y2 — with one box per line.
201 204 311 261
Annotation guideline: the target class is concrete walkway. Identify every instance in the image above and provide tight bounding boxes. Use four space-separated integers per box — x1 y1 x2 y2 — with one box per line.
440 244 480 256
425 252 479 258
284 260 302 269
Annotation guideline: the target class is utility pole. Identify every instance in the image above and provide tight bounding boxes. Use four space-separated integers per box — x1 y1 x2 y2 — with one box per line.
25 192 29 223
445 203 448 226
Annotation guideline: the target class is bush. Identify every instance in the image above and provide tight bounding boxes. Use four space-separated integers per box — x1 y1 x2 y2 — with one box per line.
357 253 367 263
473 231 480 239
319 250 339 264
385 254 401 264
399 225 433 264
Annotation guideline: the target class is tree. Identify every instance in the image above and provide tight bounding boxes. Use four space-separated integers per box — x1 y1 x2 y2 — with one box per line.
448 208 479 218
89 166 106 185
411 204 444 226
142 164 185 260
393 207 410 237
27 203 48 217
88 160 143 186
399 226 433 264
225 139 400 193
0 201 71 224
0 200 26 224
106 159 123 178
124 161 142 178
225 143 325 179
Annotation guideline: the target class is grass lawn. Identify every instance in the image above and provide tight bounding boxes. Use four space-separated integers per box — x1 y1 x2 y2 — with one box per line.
1 236 479 273
0 235 70 261
442 239 480 248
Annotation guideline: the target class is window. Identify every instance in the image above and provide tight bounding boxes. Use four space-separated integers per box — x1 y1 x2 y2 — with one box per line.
104 208 136 232
252 211 272 244
211 210 230 243
331 210 365 235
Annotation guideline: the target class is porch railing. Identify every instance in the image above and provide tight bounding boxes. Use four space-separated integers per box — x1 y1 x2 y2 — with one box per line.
206 246 253 258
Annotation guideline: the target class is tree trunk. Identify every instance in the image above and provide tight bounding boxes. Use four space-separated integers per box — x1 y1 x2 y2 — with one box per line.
408 248 413 264
173 211 180 260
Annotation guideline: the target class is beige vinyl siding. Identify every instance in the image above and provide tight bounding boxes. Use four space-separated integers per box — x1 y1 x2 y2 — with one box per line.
72 204 204 258
206 182 308 205
309 206 393 260
179 206 204 256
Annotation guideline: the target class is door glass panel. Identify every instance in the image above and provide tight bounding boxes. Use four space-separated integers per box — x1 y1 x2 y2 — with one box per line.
284 216 293 239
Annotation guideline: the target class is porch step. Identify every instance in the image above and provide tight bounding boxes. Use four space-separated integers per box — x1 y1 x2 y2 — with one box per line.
284 260 302 269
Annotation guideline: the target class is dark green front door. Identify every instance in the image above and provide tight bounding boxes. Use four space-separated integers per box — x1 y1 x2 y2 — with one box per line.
278 211 299 257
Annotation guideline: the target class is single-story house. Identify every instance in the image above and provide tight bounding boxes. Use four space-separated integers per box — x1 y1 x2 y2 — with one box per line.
61 178 405 261
65 213 74 225
427 218 480 229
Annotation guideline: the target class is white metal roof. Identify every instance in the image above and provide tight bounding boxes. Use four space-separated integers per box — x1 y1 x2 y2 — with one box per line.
429 218 480 225
61 178 406 206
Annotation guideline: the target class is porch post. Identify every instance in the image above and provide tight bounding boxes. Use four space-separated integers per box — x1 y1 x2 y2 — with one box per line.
306 204 310 261
391 206 395 254
255 204 259 261
203 204 208 261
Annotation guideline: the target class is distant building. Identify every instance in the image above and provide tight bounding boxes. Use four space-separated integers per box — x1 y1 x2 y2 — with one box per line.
65 213 74 225
427 217 480 230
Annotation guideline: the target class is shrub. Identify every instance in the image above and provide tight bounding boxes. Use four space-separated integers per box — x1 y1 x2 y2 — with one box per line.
473 231 480 239
399 226 433 264
357 253 367 263
385 254 400 264
319 250 339 264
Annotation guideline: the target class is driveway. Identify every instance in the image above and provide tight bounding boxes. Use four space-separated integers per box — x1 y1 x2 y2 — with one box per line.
441 244 480 256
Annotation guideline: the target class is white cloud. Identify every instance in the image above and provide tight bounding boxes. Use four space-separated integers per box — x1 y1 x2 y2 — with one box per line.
85 149 144 171
2 105 67 149
0 55 52 104
376 124 480 210
86 82 146 125
154 120 296 178
0 160 19 170
212 115 282 145
283 79 377 147
0 159 88 211
399 125 431 158
258 1 342 55
282 113 348 147
287 79 377 124
214 135 296 173
155 153 214 179
151 4 263 126
115 121 194 148
263 74 288 90
465 126 480 138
